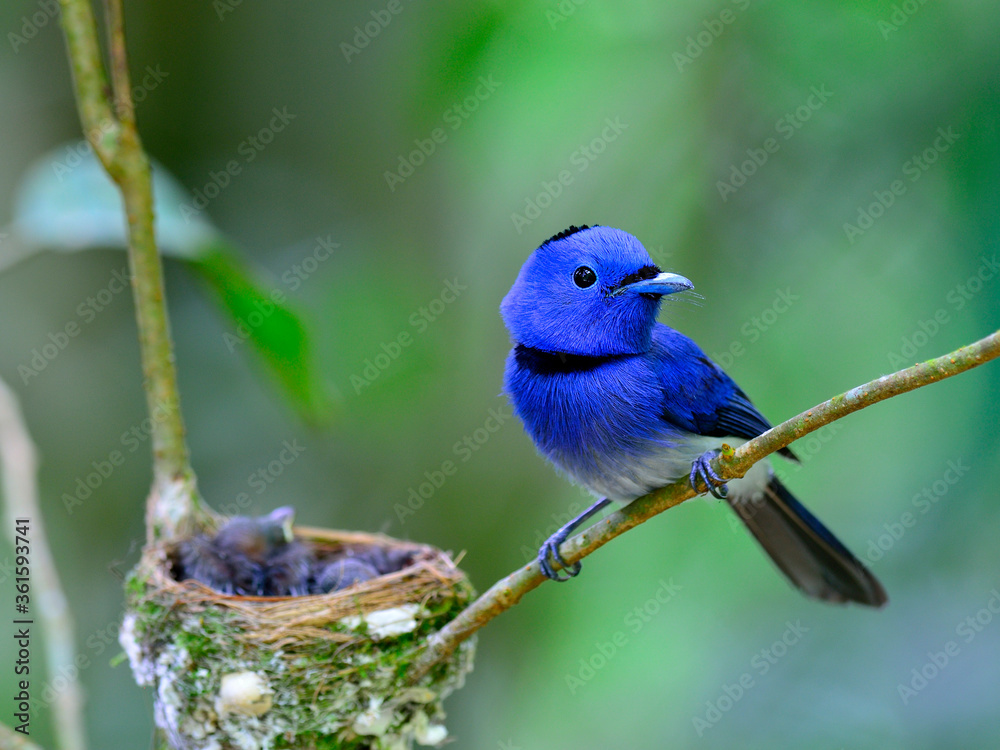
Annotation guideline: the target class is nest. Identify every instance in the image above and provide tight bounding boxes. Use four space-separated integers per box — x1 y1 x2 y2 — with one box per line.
120 525 477 750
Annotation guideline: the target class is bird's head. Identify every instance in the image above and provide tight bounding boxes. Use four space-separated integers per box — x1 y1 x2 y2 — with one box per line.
500 226 693 356
214 506 295 558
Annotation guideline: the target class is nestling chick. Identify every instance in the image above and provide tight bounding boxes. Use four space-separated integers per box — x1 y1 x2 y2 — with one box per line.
179 507 310 596
263 539 312 597
310 557 380 594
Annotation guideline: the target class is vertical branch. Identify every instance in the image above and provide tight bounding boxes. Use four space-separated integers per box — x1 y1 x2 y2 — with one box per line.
0 379 86 750
104 0 134 125
58 0 203 541
56 0 119 167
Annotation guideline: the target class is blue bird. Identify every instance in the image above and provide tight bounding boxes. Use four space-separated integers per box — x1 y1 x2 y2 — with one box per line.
501 225 886 606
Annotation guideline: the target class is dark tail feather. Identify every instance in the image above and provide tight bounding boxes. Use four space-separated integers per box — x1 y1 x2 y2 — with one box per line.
726 477 888 607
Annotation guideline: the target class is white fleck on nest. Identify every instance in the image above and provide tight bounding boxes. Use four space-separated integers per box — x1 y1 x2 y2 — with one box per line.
121 526 476 750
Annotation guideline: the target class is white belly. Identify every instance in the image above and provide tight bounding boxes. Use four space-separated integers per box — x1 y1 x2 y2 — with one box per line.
592 435 772 506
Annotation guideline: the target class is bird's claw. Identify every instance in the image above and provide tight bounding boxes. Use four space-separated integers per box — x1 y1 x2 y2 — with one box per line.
538 531 582 582
690 449 728 499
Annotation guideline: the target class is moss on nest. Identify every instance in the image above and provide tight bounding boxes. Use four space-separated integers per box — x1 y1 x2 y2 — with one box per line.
120 527 476 750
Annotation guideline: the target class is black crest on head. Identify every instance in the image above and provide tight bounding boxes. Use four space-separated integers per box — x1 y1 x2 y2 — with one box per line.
542 225 597 247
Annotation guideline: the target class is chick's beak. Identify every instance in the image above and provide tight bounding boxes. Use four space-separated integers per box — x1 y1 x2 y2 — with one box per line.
624 271 694 296
266 506 296 543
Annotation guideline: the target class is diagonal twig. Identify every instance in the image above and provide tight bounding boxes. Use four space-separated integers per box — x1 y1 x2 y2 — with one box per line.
408 328 1000 681
0 379 85 750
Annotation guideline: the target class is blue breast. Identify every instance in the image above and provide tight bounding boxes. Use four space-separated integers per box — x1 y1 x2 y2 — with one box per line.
504 345 691 501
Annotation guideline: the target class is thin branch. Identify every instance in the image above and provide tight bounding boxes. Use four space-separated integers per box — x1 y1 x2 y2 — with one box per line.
104 0 134 125
55 0 119 169
0 379 86 750
58 0 202 542
409 328 1000 681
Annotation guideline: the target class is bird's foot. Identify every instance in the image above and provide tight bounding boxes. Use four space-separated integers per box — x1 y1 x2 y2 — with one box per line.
690 449 728 499
538 528 581 582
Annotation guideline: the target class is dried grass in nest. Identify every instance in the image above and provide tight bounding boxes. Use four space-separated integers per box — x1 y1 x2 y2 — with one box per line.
122 524 477 750
149 526 470 650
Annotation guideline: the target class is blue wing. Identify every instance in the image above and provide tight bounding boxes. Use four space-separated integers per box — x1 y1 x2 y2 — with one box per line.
650 325 797 460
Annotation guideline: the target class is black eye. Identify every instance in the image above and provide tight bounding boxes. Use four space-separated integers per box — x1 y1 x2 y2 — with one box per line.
573 266 597 288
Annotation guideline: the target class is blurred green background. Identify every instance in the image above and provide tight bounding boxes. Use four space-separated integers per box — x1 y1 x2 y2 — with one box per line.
1 1 999 748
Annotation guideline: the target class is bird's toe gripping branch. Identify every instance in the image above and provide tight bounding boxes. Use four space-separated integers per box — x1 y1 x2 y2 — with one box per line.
538 530 582 582
535 496 613 582
690 449 729 499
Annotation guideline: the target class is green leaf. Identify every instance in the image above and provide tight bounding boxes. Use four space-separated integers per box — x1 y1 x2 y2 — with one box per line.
7 140 217 262
6 142 334 424
187 241 335 425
